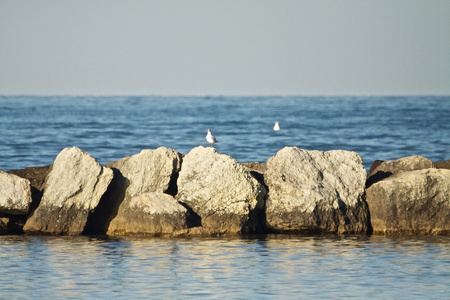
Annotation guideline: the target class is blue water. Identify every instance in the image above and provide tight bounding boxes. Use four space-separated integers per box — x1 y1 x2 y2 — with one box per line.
1 95 450 298
1 95 449 171
0 235 449 299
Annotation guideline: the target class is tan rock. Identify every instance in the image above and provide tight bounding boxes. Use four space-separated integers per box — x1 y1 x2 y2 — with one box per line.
176 146 266 235
0 170 32 215
105 192 189 236
265 147 369 234
105 147 184 235
366 168 450 235
367 156 434 187
23 147 113 235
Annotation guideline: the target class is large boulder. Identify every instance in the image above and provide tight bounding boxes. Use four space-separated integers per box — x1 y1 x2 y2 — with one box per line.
264 147 369 234
23 147 114 235
107 192 189 236
366 168 450 235
367 156 434 188
0 170 32 215
176 146 266 235
104 147 185 235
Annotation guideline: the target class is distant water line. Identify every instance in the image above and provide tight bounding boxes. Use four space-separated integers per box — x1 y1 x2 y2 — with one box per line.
0 95 449 171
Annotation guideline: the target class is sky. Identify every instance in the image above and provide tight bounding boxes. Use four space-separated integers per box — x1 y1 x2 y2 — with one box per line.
1 0 450 96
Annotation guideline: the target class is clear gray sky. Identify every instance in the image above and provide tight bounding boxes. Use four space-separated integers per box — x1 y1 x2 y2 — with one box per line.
1 0 450 96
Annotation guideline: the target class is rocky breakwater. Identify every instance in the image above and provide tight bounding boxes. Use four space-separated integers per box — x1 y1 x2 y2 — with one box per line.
366 156 450 235
2 146 449 236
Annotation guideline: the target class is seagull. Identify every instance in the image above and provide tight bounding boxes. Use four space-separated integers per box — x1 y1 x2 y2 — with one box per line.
206 128 218 147
273 121 280 131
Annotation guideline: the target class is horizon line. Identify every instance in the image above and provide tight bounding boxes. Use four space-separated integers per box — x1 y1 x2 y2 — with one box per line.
1 93 450 98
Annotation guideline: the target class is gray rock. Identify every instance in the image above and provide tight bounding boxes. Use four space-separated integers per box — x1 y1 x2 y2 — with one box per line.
366 168 450 235
0 170 32 215
265 147 369 234
8 165 52 213
106 192 189 236
105 147 184 235
176 146 266 235
367 156 434 187
23 147 114 235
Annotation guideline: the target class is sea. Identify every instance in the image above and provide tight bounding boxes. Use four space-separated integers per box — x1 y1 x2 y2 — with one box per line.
1 95 450 299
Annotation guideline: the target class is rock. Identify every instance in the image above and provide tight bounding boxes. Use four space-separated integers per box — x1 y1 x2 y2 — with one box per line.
7 165 51 192
434 159 450 170
23 147 114 235
242 162 267 173
104 147 184 235
366 168 450 235
264 147 369 234
104 192 189 236
176 146 266 235
367 156 434 188
7 165 52 212
0 170 32 215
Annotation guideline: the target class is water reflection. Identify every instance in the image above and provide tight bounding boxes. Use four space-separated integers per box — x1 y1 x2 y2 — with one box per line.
1 235 450 299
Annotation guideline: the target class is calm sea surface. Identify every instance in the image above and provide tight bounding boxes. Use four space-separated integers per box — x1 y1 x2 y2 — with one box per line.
1 235 449 299
1 96 450 298
0 95 449 170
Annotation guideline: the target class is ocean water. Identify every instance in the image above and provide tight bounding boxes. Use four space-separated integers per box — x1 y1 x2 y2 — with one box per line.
0 95 449 171
1 95 450 299
1 235 449 299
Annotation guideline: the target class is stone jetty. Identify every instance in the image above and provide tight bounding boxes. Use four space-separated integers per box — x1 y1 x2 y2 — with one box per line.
1 146 449 236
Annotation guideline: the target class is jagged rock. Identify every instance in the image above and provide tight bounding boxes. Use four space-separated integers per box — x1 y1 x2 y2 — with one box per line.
105 192 189 236
367 156 434 188
0 170 32 215
176 146 266 235
434 159 450 170
366 168 450 235
105 147 184 235
23 147 114 235
264 147 369 234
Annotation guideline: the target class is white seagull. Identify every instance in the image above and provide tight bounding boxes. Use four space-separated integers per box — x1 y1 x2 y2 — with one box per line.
273 121 280 131
206 128 218 147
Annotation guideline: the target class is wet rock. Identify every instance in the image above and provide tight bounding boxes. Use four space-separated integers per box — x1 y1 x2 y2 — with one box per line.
105 192 189 236
366 168 450 235
264 147 369 234
367 156 433 188
0 170 32 215
23 147 114 235
176 146 266 235
105 147 184 235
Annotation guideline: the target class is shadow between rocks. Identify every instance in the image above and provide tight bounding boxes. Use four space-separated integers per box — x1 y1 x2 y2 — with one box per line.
83 168 128 235
366 171 393 188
